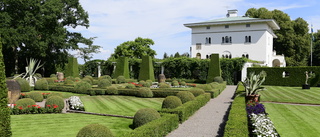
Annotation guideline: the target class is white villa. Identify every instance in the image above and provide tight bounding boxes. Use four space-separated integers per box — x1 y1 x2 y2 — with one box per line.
184 9 286 67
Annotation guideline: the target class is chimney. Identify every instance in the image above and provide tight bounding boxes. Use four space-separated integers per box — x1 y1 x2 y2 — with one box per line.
226 9 238 17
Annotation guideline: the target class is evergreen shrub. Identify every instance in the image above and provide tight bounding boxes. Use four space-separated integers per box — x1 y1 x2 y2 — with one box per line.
74 81 92 94
113 57 130 79
99 75 112 82
138 56 155 81
34 79 48 90
46 78 55 85
116 76 126 84
137 87 153 98
172 80 179 87
206 54 221 83
15 98 36 108
159 82 170 88
64 79 74 85
162 96 182 109
98 79 112 88
29 92 44 102
82 78 92 85
133 108 161 128
213 76 224 83
176 91 195 104
125 83 136 89
189 88 205 97
146 80 153 86
180 81 186 86
15 77 31 92
77 124 114 137
106 86 118 95
45 96 65 110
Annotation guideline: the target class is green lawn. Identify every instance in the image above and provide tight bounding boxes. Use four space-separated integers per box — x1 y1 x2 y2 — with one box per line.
264 103 320 137
11 113 133 137
260 86 320 104
81 95 164 116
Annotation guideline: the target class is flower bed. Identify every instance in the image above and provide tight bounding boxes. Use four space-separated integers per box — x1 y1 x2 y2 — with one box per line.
9 104 62 115
68 96 85 111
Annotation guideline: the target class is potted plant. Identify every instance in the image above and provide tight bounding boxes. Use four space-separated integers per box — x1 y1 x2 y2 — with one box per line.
241 71 266 102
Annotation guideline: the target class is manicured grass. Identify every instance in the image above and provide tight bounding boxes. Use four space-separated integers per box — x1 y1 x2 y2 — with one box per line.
29 90 87 99
264 103 320 137
81 95 164 116
11 113 133 137
259 86 320 104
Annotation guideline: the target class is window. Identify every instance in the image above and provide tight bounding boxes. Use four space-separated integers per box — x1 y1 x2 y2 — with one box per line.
206 26 210 29
206 55 209 59
222 37 225 43
196 43 202 50
245 36 251 43
222 36 232 43
225 25 229 28
205 37 211 44
246 24 250 27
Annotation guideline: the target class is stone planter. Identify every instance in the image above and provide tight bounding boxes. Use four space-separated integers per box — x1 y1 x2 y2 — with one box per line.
302 84 310 89
246 94 260 103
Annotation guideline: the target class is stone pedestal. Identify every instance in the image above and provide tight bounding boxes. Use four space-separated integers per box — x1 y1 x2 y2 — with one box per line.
158 74 166 83
6 80 21 104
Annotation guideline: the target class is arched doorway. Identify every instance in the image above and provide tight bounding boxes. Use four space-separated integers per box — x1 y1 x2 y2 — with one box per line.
196 53 201 59
272 59 280 67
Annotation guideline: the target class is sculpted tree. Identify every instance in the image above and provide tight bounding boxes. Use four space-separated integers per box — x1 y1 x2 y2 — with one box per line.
246 8 310 66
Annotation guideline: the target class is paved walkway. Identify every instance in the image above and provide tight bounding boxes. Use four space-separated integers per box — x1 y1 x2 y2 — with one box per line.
166 85 237 137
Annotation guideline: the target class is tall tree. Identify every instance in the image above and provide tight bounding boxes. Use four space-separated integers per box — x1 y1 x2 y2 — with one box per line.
0 0 92 76
76 37 101 63
163 52 168 59
310 30 320 65
174 52 180 58
245 8 310 66
111 37 156 59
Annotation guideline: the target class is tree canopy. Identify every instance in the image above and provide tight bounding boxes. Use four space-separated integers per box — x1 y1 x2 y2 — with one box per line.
245 8 310 66
0 0 94 76
111 37 156 59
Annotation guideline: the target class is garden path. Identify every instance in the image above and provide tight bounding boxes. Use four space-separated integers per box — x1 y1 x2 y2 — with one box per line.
166 85 237 137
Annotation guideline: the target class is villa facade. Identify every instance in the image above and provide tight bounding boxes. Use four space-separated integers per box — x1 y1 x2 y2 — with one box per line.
184 10 286 67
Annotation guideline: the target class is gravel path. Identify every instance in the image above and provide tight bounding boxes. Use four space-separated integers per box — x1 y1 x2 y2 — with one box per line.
166 85 237 137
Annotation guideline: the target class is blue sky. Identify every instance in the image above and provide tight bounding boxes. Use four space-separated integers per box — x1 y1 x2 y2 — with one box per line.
70 0 320 64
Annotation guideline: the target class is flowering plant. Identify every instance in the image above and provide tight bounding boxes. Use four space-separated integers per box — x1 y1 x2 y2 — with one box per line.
249 113 279 137
68 96 85 111
246 100 265 115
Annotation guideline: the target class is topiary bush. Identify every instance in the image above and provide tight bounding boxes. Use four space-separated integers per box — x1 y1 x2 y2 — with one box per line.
196 84 213 91
162 96 182 109
116 75 126 84
159 82 171 88
45 96 65 110
180 81 186 86
139 80 151 87
146 80 153 86
133 108 161 128
77 123 114 137
172 80 179 87
99 75 112 82
28 92 44 102
46 78 55 85
15 98 36 108
74 81 92 94
176 91 195 104
15 77 31 92
98 79 112 88
213 76 224 83
82 78 92 85
125 83 136 89
64 79 74 85
106 86 118 95
189 88 205 97
34 78 48 90
136 87 153 98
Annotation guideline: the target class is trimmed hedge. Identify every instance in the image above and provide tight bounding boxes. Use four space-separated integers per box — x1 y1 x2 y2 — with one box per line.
77 124 114 137
176 91 195 104
207 54 221 83
29 92 44 102
65 57 79 78
162 96 182 109
34 79 48 90
15 78 31 92
248 66 320 87
126 113 179 137
138 56 155 81
160 93 211 122
113 57 130 79
223 83 249 137
136 87 153 98
15 98 36 108
133 108 161 128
